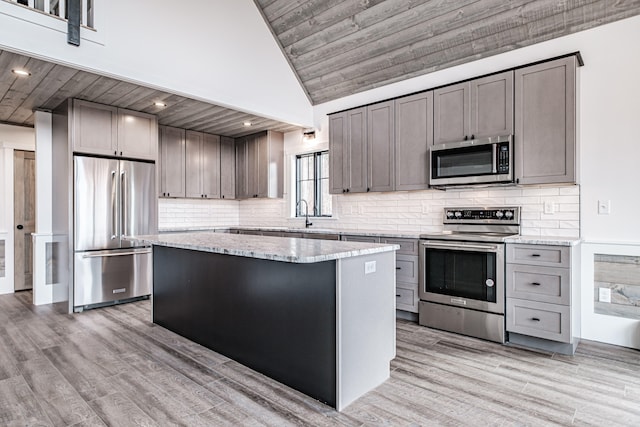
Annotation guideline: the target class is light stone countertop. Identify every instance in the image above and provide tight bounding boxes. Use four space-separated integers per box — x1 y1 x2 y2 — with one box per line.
505 235 582 246
158 226 423 239
127 231 399 263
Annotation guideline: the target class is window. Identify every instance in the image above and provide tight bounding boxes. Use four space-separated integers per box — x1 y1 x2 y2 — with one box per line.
296 151 331 217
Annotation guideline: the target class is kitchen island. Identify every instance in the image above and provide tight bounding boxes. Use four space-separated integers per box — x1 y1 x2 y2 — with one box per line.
127 232 398 411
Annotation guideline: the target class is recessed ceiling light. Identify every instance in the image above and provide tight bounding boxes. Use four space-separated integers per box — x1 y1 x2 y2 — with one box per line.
12 69 30 77
243 121 252 127
154 101 167 107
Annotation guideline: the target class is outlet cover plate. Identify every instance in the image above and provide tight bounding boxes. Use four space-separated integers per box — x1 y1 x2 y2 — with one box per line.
599 287 611 303
364 261 376 275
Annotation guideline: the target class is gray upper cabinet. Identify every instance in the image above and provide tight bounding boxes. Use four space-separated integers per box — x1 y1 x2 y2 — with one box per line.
72 100 157 161
235 131 283 199
185 131 221 199
72 100 118 157
395 91 433 191
118 108 158 161
220 136 235 199
367 101 394 192
159 126 185 198
515 57 576 185
434 71 514 144
329 107 368 194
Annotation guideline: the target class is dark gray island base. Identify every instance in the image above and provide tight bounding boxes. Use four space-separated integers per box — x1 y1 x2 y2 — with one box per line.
153 245 338 406
132 232 398 411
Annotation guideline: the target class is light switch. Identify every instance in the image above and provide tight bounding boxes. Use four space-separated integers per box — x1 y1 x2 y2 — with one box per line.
599 287 611 303
598 200 611 215
364 261 376 275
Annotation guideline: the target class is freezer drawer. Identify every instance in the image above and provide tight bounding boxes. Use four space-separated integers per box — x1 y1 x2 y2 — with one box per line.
74 248 151 308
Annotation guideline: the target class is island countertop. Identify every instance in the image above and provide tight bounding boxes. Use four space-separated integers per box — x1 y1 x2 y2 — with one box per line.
127 231 399 263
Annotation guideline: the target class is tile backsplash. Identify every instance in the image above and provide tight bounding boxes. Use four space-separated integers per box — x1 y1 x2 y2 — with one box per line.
238 185 580 237
158 198 240 230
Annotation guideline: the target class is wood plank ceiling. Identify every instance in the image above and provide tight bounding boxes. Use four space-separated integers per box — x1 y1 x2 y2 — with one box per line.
0 49 303 137
254 0 640 105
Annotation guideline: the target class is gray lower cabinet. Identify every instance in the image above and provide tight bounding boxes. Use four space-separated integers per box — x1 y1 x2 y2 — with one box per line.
382 237 419 313
329 108 367 194
185 131 220 199
515 56 576 184
434 71 514 144
394 92 433 191
159 126 185 198
506 242 580 355
235 131 284 199
220 136 235 199
341 235 380 243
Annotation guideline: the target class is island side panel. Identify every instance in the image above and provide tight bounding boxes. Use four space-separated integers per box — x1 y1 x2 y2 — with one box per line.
152 245 337 407
336 251 396 411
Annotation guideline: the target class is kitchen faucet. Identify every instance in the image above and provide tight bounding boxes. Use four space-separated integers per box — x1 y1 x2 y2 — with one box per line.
296 199 313 228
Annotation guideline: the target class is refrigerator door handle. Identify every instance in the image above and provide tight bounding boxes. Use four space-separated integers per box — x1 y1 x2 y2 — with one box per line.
111 170 118 240
120 170 127 239
82 249 152 259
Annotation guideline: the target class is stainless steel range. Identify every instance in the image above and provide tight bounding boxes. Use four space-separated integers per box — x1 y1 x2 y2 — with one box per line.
418 207 521 343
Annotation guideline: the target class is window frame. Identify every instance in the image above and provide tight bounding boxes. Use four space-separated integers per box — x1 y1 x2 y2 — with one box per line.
295 150 331 218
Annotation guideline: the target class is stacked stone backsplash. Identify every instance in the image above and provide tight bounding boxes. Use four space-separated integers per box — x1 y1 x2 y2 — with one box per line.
239 185 580 237
158 198 240 230
594 254 640 320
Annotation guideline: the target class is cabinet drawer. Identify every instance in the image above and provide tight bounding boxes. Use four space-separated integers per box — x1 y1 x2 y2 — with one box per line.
396 254 419 284
506 264 570 305
507 298 570 343
341 235 380 243
381 237 418 255
303 233 340 241
396 284 418 313
507 244 570 268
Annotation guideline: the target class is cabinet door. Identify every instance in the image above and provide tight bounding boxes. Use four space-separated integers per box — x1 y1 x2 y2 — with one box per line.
395 92 433 190
515 57 576 184
220 136 235 199
202 133 221 199
367 101 394 192
185 130 203 198
235 138 249 199
255 132 269 198
345 107 368 193
118 109 158 160
72 100 118 156
329 112 346 194
246 134 260 198
470 71 514 138
159 126 185 198
434 81 470 144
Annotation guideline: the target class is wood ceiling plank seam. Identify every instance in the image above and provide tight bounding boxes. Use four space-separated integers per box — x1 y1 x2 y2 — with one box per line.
310 1 616 103
158 102 215 126
295 0 522 81
139 94 189 114
7 65 79 123
75 76 122 101
278 0 408 51
203 115 273 135
301 0 594 94
40 71 102 110
91 81 143 106
268 0 346 36
0 58 55 121
0 52 31 105
123 90 172 112
172 106 233 130
198 112 262 133
260 0 308 23
115 86 161 110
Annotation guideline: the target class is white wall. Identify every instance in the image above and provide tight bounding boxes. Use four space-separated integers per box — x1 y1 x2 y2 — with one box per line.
0 0 313 127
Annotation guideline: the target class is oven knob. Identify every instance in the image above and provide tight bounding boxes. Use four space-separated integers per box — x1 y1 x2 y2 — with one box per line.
505 210 514 219
446 211 454 218
495 211 504 218
486 279 495 287
454 211 462 218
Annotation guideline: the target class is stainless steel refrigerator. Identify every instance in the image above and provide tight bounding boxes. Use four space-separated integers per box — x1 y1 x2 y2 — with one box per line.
73 155 156 310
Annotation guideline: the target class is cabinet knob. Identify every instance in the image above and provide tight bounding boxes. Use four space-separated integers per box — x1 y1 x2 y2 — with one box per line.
530 318 541 322
470 134 475 140
366 187 370 192
167 193 170 197
120 151 123 156
531 282 541 286
531 254 541 257
114 150 117 155
463 135 468 141
346 188 350 193
17 224 24 230
342 189 346 193
222 195 225 199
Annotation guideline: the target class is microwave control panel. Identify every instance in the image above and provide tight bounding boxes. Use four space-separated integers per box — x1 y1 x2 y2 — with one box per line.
497 142 510 173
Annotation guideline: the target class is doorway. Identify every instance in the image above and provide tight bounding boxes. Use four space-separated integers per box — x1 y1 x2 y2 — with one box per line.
14 150 35 291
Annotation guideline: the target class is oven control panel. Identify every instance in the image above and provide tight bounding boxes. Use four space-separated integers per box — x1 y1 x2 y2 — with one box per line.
444 207 520 224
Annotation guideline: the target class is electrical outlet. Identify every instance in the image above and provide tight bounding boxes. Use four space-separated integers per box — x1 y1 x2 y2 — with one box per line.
599 287 611 303
598 200 611 215
544 201 555 214
364 261 376 275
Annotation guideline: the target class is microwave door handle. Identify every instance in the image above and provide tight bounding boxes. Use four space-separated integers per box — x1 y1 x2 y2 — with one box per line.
492 143 497 174
422 241 499 252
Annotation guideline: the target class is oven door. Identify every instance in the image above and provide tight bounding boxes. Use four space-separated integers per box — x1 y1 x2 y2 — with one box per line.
419 240 504 314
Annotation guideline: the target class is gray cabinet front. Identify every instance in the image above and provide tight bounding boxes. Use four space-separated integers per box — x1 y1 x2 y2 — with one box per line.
234 131 283 199
434 81 469 144
367 101 394 192
220 136 235 199
159 126 185 198
329 108 367 194
515 56 576 184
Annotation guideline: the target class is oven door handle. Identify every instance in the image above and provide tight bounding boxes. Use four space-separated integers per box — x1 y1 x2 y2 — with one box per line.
421 241 499 252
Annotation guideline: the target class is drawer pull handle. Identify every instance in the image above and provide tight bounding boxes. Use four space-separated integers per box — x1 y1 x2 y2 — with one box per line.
531 254 541 257
531 282 541 286
396 267 402 270
396 294 401 297
531 317 541 322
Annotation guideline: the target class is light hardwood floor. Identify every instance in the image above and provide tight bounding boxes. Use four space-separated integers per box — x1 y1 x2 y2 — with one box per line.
1 291 639 426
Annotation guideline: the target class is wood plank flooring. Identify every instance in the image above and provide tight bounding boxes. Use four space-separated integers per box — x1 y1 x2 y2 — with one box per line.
0 291 639 426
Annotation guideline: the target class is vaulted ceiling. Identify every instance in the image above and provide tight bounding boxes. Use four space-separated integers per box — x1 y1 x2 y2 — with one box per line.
254 0 640 105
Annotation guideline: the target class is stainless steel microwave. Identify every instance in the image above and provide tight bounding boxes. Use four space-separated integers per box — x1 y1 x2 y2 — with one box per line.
429 135 513 187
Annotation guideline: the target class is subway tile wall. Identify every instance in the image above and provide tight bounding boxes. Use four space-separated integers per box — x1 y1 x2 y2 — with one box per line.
158 198 240 230
238 185 580 237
